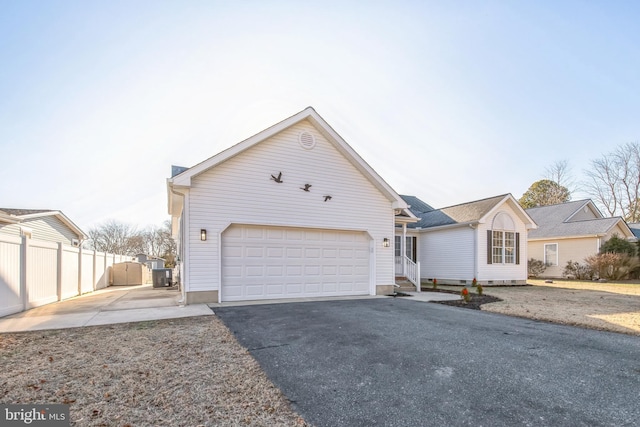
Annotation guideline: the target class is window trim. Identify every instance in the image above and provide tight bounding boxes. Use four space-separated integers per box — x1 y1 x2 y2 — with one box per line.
544 243 558 266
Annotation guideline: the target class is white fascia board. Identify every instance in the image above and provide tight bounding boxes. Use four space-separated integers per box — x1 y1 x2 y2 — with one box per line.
0 213 19 224
169 107 408 209
170 108 317 188
480 194 537 229
305 110 406 206
528 234 605 241
413 221 479 233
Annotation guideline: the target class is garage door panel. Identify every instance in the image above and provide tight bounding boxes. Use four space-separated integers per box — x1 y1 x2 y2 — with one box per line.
222 225 370 302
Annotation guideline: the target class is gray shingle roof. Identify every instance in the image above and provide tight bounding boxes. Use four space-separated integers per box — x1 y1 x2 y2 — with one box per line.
401 194 509 229
0 208 54 216
399 195 434 214
526 200 626 238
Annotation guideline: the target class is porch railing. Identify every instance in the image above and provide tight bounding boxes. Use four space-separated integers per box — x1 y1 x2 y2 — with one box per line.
403 256 421 292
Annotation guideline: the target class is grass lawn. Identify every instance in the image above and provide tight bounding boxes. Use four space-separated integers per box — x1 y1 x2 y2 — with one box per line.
432 279 640 335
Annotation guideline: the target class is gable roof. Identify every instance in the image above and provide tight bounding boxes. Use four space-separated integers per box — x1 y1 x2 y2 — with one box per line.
0 208 88 239
168 107 409 215
401 194 536 230
526 200 633 239
626 223 640 239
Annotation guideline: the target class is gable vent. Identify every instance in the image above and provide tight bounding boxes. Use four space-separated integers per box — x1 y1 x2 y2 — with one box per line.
298 131 316 150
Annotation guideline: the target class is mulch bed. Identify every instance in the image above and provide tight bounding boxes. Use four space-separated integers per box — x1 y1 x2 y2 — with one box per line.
421 287 503 310
433 294 503 310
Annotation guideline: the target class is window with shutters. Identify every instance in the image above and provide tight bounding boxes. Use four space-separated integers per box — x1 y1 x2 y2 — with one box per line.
487 212 519 265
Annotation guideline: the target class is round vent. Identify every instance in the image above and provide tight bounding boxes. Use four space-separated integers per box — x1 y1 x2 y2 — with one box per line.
298 131 316 150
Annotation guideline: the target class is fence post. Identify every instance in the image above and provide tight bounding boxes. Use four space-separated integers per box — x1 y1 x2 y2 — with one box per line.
92 250 97 291
78 245 83 295
57 242 63 301
20 236 28 311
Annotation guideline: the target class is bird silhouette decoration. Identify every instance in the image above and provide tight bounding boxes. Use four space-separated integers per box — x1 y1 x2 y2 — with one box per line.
271 172 283 183
300 184 312 192
323 195 332 202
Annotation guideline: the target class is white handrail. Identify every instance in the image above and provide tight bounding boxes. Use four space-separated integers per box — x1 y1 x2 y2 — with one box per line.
403 256 421 292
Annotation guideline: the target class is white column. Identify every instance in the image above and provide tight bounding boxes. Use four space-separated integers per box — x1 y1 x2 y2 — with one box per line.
402 223 407 276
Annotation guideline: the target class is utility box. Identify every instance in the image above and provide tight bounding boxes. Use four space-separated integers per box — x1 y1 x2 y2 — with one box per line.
152 268 173 288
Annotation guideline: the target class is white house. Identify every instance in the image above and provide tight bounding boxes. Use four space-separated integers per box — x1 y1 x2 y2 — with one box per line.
396 194 537 285
167 107 416 304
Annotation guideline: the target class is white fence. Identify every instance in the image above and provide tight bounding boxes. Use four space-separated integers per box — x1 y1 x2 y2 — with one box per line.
0 235 133 317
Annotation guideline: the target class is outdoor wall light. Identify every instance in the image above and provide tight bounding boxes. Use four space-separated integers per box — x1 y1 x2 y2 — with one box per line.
200 229 207 241
383 238 390 247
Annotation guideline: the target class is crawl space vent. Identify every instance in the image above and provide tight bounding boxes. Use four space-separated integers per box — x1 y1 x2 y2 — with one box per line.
298 131 316 150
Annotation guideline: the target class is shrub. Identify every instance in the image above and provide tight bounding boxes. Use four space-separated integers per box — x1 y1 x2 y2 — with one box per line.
585 253 640 280
461 287 471 303
528 258 547 277
432 278 438 289
600 235 636 257
471 277 477 287
476 284 484 296
562 260 594 280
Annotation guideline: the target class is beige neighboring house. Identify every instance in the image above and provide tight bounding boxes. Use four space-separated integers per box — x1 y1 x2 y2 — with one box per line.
0 208 87 245
525 200 634 278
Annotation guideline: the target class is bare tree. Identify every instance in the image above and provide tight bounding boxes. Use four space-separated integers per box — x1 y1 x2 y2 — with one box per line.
545 160 576 197
584 142 640 221
87 220 140 254
88 220 177 259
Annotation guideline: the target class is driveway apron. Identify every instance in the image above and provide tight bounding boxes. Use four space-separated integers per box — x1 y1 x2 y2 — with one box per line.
215 298 640 427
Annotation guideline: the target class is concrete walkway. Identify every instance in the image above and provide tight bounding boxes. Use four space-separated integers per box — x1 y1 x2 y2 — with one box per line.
0 286 458 333
0 284 213 333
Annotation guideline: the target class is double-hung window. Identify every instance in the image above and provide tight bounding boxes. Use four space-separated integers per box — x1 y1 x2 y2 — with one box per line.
491 231 516 264
487 213 519 265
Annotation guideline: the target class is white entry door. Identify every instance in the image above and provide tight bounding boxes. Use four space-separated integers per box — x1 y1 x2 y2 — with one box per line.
221 225 370 302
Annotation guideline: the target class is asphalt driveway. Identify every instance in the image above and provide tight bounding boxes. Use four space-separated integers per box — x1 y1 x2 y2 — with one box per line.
215 298 640 427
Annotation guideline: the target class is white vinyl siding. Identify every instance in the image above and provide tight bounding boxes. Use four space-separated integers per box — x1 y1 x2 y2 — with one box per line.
418 227 475 280
17 216 79 245
185 120 394 293
477 205 528 283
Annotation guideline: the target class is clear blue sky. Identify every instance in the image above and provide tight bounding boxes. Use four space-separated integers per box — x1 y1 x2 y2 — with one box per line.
1 1 639 231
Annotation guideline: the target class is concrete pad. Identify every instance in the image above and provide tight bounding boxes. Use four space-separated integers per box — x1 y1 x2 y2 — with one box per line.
85 305 214 327
399 291 461 302
0 284 211 333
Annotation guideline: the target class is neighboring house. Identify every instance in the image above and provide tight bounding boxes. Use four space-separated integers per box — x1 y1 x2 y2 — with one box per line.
135 254 166 270
526 200 634 278
0 208 87 245
396 194 536 285
626 223 640 241
167 107 416 304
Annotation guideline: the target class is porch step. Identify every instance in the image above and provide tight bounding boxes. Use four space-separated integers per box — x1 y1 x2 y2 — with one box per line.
395 279 418 292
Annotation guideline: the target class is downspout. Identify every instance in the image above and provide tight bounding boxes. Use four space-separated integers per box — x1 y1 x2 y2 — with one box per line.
170 186 187 305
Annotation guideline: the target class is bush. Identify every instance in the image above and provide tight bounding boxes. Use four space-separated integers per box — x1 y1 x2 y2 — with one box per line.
600 235 636 257
528 258 547 277
562 260 594 280
585 253 640 280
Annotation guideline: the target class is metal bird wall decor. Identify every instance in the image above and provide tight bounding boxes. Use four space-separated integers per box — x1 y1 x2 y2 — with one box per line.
271 172 283 183
323 195 332 202
300 184 312 192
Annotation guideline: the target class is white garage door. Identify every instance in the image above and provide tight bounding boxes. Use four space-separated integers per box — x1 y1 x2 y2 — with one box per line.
221 225 370 302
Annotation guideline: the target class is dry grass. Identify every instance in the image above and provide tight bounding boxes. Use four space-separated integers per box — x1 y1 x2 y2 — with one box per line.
477 280 640 335
0 316 308 426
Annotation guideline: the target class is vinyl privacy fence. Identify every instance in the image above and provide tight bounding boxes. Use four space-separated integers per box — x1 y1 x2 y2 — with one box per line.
0 235 133 317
